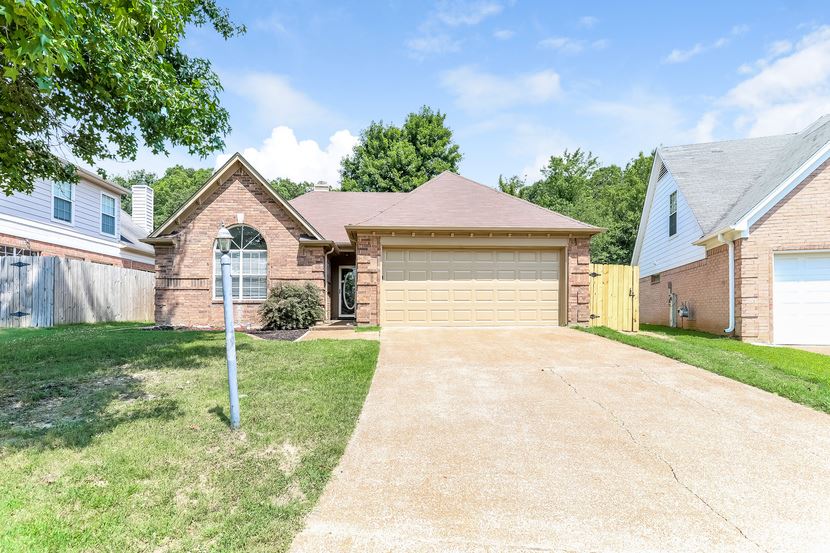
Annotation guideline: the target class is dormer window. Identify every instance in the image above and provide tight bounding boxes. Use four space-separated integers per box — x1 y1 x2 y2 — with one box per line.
669 191 677 236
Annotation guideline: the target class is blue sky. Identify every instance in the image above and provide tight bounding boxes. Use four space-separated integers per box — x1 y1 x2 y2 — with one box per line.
96 0 830 187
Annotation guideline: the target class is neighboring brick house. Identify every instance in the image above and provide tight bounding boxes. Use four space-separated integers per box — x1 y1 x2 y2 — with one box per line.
143 153 601 328
633 115 830 345
0 165 155 270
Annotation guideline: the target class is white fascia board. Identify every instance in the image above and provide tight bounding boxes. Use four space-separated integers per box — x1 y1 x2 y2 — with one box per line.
150 153 323 240
0 213 153 264
631 150 664 265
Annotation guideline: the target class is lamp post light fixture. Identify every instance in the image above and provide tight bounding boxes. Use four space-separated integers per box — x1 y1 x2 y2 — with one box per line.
217 224 240 429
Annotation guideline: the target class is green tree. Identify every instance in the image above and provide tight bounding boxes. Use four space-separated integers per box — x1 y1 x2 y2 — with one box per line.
512 149 654 265
270 178 313 200
152 166 212 227
0 0 244 195
497 174 526 196
340 106 462 192
113 169 157 213
520 149 600 219
593 152 653 264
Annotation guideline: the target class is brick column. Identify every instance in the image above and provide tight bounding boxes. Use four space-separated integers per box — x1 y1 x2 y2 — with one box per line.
568 237 591 324
355 234 380 325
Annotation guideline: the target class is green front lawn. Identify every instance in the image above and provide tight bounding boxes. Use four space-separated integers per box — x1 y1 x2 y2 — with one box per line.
0 324 379 552
580 324 830 413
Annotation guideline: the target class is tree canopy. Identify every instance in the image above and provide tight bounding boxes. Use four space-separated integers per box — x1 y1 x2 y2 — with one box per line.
340 106 462 192
0 0 244 196
114 165 211 229
500 149 653 264
270 177 313 200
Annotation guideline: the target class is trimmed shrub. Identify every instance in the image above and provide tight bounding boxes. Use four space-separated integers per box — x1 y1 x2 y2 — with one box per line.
259 282 324 330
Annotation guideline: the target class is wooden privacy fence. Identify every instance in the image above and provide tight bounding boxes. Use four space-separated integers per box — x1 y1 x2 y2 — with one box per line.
0 256 154 328
588 263 639 332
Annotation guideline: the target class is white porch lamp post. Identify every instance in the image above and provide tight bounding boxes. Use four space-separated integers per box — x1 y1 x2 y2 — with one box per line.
217 225 240 429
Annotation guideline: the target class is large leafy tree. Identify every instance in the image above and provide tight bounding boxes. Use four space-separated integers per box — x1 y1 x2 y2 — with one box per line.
152 166 212 227
270 177 312 200
501 149 653 264
340 106 462 192
0 0 244 196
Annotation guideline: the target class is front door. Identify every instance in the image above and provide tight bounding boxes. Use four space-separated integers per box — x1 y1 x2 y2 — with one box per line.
339 266 356 318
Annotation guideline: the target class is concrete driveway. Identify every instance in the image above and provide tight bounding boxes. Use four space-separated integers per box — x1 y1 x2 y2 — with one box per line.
291 327 830 553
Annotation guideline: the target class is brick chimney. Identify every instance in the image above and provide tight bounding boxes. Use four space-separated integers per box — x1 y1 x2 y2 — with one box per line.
131 185 155 234
313 180 331 192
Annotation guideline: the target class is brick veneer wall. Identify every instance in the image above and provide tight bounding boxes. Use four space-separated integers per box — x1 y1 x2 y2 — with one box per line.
568 237 591 324
639 244 729 334
153 166 327 328
735 159 830 342
355 234 380 325
0 231 154 271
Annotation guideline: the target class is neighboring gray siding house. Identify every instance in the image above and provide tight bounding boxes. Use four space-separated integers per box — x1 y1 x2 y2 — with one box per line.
0 166 155 270
634 115 830 345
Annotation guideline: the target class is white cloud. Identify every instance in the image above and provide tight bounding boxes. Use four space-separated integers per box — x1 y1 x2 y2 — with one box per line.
407 1 504 57
692 111 718 143
585 92 692 152
578 16 598 29
435 0 503 26
254 13 288 35
737 38 795 75
664 24 748 64
720 26 830 136
768 39 793 56
493 29 514 40
441 66 562 112
217 127 358 187
538 36 608 54
664 42 707 64
223 72 330 129
406 33 461 56
538 36 584 54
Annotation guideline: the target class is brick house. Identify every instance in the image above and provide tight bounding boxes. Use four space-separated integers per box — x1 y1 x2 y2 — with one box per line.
633 115 830 345
143 153 601 328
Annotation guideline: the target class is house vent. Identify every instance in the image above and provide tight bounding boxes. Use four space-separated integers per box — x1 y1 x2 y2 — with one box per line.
658 163 668 181
313 181 331 192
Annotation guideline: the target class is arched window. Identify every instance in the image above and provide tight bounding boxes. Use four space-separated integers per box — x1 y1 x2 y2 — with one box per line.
214 225 268 300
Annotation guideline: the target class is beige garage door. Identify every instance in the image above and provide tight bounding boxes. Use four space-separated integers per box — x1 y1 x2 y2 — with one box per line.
381 248 561 327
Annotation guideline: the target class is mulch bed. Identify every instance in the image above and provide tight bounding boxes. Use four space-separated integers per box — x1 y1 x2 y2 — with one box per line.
243 329 308 341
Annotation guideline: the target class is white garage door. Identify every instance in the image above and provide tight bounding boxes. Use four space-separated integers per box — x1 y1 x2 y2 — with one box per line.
381 248 561 327
773 252 830 345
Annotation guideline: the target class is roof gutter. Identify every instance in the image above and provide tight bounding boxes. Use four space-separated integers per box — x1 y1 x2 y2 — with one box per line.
344 225 604 241
718 233 736 334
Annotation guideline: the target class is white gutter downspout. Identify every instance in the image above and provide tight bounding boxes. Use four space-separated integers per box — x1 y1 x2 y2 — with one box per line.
719 234 736 334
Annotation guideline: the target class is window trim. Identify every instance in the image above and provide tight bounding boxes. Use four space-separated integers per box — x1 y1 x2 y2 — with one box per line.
51 181 75 225
668 190 678 237
212 225 268 302
99 191 118 237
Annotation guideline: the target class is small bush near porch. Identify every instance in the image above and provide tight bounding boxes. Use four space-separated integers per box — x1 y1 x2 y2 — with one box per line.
0 324 378 552
581 324 830 413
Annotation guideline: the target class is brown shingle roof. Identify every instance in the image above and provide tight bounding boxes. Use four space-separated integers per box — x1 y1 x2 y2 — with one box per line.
289 191 406 244
350 172 600 232
289 172 600 244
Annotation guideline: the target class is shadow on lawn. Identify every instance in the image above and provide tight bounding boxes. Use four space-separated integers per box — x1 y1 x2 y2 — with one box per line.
0 330 251 452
